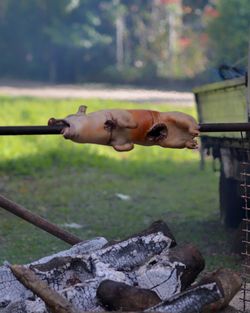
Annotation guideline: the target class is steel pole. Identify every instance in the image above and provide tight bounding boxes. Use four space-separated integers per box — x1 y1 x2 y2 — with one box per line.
199 123 250 133
0 194 82 245
0 125 63 135
0 122 250 135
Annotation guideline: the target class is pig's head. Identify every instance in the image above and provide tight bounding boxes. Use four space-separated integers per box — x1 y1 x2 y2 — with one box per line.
48 105 87 141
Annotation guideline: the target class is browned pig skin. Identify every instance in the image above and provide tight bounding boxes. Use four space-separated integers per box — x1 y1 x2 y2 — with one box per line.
48 106 199 152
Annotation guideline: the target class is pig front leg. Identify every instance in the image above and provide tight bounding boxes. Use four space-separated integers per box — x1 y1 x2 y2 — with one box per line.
104 110 138 151
113 143 134 152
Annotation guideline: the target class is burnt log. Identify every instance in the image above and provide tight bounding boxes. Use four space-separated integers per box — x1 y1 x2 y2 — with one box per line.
199 268 242 312
96 243 204 311
97 280 161 311
135 243 204 300
148 281 223 313
168 244 205 290
0 231 172 312
0 237 107 313
105 220 177 248
126 220 177 248
0 222 238 313
91 232 172 272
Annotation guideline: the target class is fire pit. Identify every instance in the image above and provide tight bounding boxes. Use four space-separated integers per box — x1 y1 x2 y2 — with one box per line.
0 221 241 313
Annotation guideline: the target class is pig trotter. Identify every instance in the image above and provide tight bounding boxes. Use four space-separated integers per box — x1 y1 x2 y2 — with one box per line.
113 143 134 152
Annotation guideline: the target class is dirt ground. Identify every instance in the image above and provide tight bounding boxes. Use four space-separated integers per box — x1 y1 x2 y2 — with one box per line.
0 81 194 106
224 284 250 313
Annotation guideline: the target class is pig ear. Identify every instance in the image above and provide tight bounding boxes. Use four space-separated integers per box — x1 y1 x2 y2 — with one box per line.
77 105 87 114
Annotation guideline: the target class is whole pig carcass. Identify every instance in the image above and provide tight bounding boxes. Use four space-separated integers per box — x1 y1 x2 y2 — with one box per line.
48 106 199 151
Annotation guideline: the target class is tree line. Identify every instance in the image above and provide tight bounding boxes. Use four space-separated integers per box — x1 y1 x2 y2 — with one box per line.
0 0 249 83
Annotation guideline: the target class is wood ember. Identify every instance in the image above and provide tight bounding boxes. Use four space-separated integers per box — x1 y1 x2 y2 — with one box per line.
0 221 242 313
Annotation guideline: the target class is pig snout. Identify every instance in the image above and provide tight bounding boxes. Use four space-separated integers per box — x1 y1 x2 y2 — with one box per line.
48 117 72 138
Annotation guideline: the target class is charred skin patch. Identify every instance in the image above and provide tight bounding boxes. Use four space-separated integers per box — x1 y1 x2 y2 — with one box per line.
146 123 168 142
48 118 70 127
104 119 117 132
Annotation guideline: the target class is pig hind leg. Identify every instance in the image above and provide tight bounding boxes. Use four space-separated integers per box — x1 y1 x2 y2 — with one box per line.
113 143 134 152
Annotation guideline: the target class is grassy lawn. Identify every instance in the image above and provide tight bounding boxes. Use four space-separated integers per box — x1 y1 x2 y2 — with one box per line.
0 96 240 272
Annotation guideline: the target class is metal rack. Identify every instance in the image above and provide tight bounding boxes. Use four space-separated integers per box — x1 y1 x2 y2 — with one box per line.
240 161 250 312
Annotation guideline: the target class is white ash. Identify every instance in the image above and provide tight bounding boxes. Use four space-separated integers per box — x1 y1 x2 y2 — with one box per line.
0 232 174 313
136 253 185 300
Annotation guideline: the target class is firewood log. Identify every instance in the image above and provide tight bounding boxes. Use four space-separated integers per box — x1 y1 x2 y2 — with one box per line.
198 268 242 312
91 232 172 273
97 279 161 311
167 243 205 290
105 220 177 248
10 265 80 313
0 238 107 312
97 243 205 311
148 281 223 313
126 220 177 247
135 243 205 300
0 231 172 312
49 106 199 151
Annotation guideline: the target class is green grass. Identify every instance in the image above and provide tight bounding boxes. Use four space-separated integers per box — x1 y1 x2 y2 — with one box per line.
0 96 240 272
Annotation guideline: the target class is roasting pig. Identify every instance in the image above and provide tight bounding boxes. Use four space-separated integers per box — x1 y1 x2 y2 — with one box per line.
48 106 199 151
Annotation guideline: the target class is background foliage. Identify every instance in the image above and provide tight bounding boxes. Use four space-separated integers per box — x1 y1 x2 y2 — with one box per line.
208 0 250 66
0 0 249 83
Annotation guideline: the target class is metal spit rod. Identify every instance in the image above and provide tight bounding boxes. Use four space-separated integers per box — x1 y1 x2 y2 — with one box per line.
0 125 63 135
199 123 250 133
1 122 250 135
0 194 82 246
